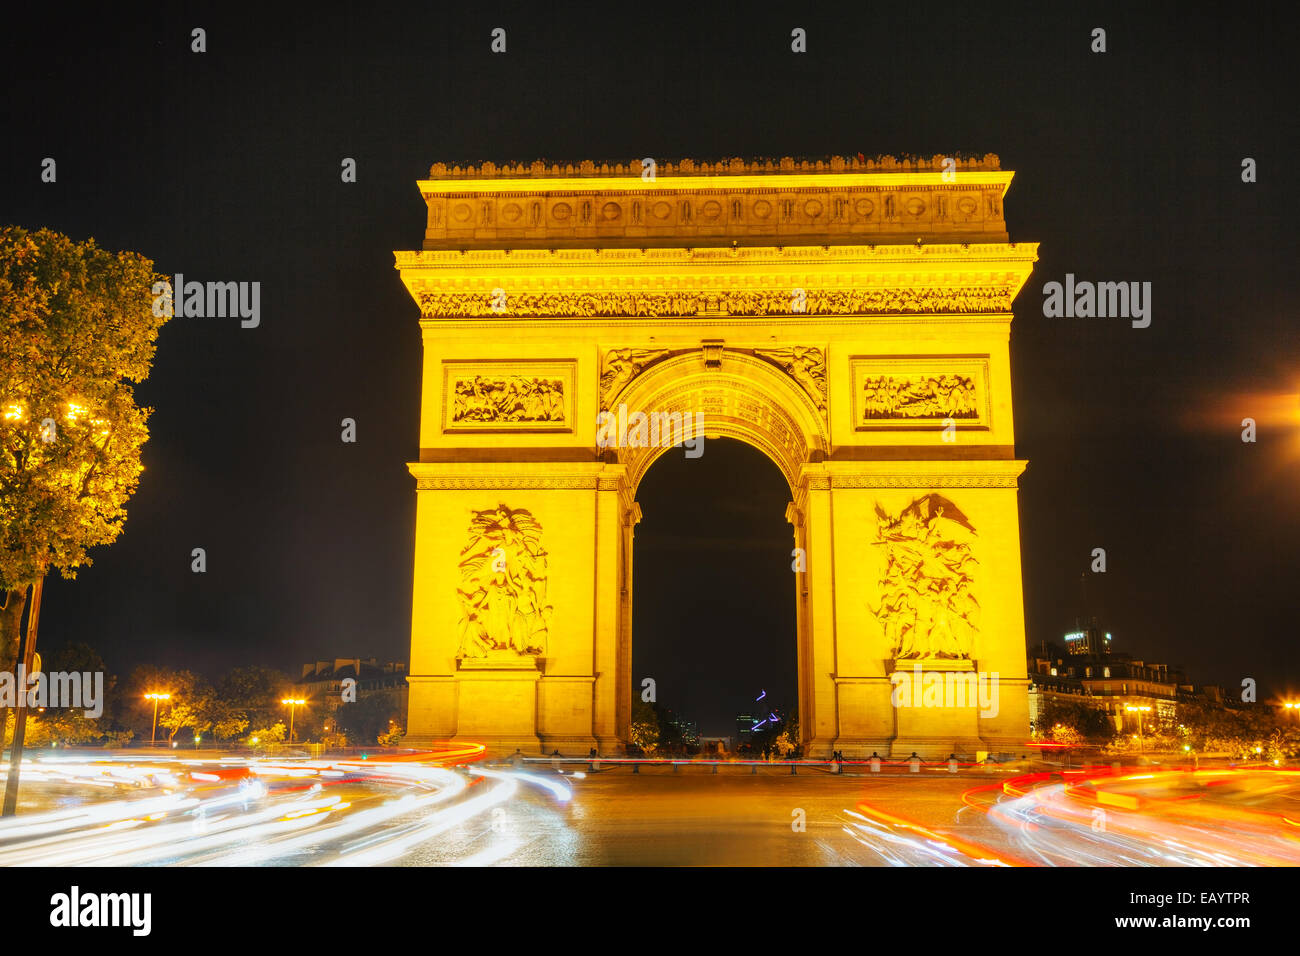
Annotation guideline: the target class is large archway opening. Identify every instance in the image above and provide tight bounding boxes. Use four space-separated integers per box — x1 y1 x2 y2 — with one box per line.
630 438 798 754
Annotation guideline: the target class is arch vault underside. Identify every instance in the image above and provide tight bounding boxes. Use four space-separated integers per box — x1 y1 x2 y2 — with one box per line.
399 154 1039 757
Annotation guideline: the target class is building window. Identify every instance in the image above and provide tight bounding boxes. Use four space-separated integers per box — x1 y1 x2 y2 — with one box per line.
1103 667 1110 678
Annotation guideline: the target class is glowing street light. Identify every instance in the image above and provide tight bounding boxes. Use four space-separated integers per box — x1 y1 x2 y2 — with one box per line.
1124 704 1152 751
144 693 171 746
281 698 306 743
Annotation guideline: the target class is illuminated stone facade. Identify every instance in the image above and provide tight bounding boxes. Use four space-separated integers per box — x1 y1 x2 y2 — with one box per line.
398 154 1037 757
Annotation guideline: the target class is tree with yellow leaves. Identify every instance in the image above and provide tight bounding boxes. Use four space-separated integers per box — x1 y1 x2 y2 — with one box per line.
0 226 167 665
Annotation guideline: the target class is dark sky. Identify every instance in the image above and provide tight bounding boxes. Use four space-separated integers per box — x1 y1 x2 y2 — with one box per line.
2 4 1297 734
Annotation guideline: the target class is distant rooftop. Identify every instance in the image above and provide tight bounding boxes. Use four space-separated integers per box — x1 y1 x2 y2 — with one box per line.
297 658 407 681
427 153 1003 180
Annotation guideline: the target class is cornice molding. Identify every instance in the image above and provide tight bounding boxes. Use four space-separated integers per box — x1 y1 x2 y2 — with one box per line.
424 154 1004 181
797 459 1028 490
414 476 600 490
407 462 627 491
416 314 1016 330
826 474 1023 488
395 242 1039 269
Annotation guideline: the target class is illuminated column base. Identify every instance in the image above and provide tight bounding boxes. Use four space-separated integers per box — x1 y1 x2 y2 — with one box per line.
449 659 543 754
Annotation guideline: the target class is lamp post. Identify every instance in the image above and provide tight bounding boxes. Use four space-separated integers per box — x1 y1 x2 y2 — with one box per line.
145 693 171 746
281 698 305 743
1124 704 1152 752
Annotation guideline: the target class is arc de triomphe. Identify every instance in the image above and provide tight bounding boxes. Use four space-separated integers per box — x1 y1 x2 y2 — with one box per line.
396 155 1037 757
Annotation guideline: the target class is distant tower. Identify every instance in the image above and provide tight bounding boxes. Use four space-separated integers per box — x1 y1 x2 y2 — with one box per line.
1065 573 1111 655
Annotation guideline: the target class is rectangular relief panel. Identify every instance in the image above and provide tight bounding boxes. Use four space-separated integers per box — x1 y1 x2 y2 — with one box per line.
850 356 991 431
442 360 576 433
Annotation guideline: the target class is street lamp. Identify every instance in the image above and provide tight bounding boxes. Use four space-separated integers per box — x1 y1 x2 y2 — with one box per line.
281 698 305 743
144 693 171 746
1124 704 1152 752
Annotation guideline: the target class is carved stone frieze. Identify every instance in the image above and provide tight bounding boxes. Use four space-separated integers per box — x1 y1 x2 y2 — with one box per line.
418 155 1010 248
419 287 1013 319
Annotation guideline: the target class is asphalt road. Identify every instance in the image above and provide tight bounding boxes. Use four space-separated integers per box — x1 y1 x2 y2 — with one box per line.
6 755 1293 866
407 764 1009 866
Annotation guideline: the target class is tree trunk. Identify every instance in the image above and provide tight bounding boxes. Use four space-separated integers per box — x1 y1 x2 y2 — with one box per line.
0 587 27 676
0 588 27 741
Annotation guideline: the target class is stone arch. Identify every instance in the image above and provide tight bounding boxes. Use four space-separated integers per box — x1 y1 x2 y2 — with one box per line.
608 350 828 756
609 350 829 493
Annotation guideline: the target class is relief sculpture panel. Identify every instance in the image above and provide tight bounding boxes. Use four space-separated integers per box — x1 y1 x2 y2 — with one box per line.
456 505 552 658
442 361 575 432
871 494 980 661
851 357 990 429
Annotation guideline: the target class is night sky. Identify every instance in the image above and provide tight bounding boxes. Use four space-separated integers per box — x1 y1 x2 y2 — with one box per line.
2 4 1296 735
